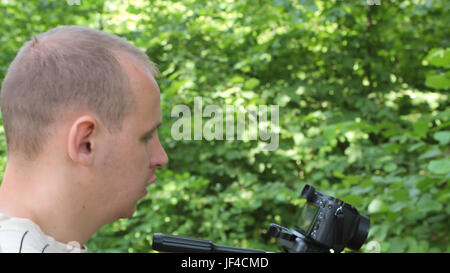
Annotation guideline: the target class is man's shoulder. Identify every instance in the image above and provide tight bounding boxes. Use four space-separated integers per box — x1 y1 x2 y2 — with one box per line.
0 213 87 253
0 224 48 253
0 212 52 253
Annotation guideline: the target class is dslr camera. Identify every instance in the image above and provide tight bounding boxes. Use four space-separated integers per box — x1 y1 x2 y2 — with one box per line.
268 184 370 253
153 184 370 253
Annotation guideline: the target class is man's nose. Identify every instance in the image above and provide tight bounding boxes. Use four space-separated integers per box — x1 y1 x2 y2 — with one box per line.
150 135 169 169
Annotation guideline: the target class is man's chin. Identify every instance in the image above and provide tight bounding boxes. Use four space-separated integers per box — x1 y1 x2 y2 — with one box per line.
116 206 138 220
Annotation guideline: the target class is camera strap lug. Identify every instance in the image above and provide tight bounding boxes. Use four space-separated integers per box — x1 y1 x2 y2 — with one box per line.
334 206 344 253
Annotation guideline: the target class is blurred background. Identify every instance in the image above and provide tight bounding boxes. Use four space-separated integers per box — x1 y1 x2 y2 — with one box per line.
0 0 448 253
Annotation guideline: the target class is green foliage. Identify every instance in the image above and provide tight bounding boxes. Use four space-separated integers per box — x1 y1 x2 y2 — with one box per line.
424 48 450 89
0 0 449 253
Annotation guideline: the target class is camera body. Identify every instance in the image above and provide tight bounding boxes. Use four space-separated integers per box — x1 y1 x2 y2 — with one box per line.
294 184 370 252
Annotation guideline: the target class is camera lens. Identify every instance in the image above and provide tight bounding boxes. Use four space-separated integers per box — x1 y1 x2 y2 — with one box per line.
347 215 370 250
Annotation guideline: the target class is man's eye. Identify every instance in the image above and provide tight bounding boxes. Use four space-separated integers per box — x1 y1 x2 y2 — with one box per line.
141 135 151 143
143 134 152 141
146 132 156 142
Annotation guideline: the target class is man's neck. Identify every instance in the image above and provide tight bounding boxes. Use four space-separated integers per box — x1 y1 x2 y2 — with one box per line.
0 162 102 245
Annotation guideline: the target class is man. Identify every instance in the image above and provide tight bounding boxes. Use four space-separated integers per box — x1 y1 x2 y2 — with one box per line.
0 26 168 252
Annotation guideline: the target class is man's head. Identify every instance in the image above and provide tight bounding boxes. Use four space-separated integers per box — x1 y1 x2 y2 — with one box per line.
0 26 168 224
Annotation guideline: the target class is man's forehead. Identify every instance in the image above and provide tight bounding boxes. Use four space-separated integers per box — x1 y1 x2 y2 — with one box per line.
114 52 161 129
114 51 159 92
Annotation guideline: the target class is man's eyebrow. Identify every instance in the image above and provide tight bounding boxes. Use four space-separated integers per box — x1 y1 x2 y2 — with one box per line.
142 122 162 138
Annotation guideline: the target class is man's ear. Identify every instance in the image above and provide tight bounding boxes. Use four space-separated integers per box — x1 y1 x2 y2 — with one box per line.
67 116 99 166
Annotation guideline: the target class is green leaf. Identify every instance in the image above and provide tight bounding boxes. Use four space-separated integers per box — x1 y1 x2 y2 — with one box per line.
418 148 442 160
413 120 429 139
408 142 425 152
275 94 291 107
390 202 406 212
428 158 450 174
417 199 443 213
388 237 408 253
342 194 364 207
243 78 260 90
433 131 450 145
425 73 450 89
333 170 345 178
417 177 441 190
391 189 409 202
425 48 450 68
368 199 387 214
231 76 245 83
383 163 397 173
293 132 305 145
438 191 450 202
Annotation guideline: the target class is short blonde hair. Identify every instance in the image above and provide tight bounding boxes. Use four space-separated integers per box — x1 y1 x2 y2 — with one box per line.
0 25 159 161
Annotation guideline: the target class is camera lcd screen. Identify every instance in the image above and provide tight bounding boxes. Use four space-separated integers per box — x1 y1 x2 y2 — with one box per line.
295 200 319 234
